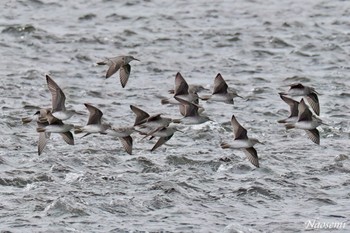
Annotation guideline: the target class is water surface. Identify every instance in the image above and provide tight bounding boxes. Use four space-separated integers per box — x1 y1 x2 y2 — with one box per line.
1 0 350 232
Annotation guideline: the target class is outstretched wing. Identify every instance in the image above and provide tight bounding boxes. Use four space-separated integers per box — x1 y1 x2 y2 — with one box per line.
60 132 74 145
105 58 123 79
46 75 66 112
297 99 313 122
84 103 103 125
130 105 150 126
279 93 299 118
38 132 50 155
305 92 320 116
119 136 133 155
305 129 320 145
150 134 174 151
213 73 228 95
119 64 131 88
230 115 248 140
174 72 189 96
242 147 259 168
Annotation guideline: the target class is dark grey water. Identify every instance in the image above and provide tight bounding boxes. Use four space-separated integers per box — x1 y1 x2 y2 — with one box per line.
1 0 350 232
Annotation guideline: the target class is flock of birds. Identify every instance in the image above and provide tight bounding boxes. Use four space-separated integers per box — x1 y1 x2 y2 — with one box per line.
21 55 327 168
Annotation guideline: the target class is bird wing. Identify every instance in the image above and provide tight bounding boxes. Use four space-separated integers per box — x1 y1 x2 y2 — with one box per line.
106 58 123 79
130 105 150 126
59 132 74 145
242 147 259 168
297 99 313 122
119 136 133 155
142 126 166 140
84 103 103 125
230 115 248 140
145 114 165 125
279 93 299 118
179 104 186 116
174 96 199 117
290 83 304 89
174 72 189 96
305 129 320 145
46 75 66 112
151 134 174 151
305 92 320 116
46 111 64 125
38 132 50 155
119 64 131 88
213 73 228 94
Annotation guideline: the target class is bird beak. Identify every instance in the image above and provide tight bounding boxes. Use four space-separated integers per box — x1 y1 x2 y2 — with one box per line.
134 58 140 61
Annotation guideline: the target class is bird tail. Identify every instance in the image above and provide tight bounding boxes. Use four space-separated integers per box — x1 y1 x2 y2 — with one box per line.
277 119 286 124
96 61 107 65
220 142 231 149
284 123 295 130
161 98 170 105
36 127 46 133
74 126 83 134
21 117 33 124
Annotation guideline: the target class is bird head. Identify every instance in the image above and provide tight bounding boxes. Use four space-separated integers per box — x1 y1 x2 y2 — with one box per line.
251 138 264 145
125 56 140 63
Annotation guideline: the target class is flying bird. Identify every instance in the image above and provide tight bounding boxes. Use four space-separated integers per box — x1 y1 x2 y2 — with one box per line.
74 103 111 137
220 115 262 168
46 74 76 120
284 98 327 145
97 55 139 88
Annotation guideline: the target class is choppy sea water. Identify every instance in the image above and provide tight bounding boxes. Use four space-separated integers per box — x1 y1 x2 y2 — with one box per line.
1 0 350 232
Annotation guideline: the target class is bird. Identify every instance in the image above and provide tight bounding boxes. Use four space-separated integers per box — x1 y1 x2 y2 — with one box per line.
36 108 51 155
74 103 111 137
284 98 326 145
46 74 76 121
97 55 140 88
36 111 75 133
277 93 299 124
220 115 261 168
174 96 210 125
168 84 207 95
280 83 320 116
200 73 242 104
107 126 135 155
161 72 200 105
36 109 74 155
22 108 51 124
130 105 174 135
141 124 183 151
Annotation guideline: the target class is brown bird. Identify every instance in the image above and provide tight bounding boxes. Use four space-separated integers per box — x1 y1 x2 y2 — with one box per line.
220 115 262 168
200 73 242 104
280 83 320 115
97 55 139 88
74 103 111 137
